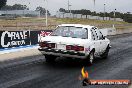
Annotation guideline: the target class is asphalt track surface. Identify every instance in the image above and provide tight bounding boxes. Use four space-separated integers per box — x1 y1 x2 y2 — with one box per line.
0 33 132 88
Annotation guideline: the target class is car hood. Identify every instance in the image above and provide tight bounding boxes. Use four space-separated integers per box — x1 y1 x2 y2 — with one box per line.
41 36 89 45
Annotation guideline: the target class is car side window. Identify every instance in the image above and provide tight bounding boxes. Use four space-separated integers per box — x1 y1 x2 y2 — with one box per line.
95 28 104 40
91 28 98 40
99 31 104 40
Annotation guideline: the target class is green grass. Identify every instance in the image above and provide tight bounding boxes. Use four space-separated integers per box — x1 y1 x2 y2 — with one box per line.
0 17 131 30
51 18 132 29
16 17 46 22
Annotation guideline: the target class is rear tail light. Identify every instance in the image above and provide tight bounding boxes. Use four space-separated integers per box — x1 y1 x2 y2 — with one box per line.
46 43 55 48
66 45 84 51
39 42 46 47
39 42 55 48
66 45 72 50
75 46 84 51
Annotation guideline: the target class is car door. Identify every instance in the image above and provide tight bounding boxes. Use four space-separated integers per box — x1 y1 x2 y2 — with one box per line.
95 28 107 54
90 28 100 56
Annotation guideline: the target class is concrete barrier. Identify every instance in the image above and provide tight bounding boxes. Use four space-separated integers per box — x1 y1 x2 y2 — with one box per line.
107 28 117 35
100 27 132 36
116 28 132 34
99 28 116 36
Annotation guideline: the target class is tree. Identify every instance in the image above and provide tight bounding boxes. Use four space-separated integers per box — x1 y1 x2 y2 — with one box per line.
12 4 28 10
91 11 97 16
0 0 7 9
36 6 50 16
1 4 28 10
59 8 66 13
123 12 132 23
80 9 91 18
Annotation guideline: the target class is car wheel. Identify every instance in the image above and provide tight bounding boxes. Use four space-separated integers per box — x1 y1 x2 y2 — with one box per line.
101 45 110 59
45 55 57 63
85 50 95 65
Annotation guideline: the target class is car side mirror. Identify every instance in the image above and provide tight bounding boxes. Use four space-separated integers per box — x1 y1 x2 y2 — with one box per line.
103 36 106 40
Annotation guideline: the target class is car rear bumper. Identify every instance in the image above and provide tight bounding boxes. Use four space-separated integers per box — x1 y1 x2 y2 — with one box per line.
38 48 86 59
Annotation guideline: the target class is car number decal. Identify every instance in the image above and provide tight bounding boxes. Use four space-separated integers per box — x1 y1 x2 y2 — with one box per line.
85 47 90 52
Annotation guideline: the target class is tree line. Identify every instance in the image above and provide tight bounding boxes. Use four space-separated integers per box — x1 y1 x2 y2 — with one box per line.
1 4 28 10
59 8 132 23
0 3 50 16
0 1 131 23
0 0 7 9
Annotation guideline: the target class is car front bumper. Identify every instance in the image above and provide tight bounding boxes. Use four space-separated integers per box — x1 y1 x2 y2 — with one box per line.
38 48 86 59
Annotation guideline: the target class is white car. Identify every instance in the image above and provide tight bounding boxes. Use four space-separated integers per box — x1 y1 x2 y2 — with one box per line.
38 24 111 64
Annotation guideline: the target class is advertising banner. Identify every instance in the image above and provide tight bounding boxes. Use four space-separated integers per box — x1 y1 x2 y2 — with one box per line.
30 30 53 45
0 30 53 49
0 31 30 48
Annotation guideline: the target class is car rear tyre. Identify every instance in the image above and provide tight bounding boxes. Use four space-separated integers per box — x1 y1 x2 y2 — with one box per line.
85 51 95 65
45 55 57 63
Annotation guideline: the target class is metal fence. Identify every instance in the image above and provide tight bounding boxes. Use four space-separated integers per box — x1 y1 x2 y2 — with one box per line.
56 12 124 21
0 10 40 17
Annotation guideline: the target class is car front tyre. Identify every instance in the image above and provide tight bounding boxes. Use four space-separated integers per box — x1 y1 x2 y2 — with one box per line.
101 45 110 59
45 55 57 63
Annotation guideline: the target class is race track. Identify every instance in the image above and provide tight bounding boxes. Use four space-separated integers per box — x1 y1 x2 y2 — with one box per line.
0 33 132 88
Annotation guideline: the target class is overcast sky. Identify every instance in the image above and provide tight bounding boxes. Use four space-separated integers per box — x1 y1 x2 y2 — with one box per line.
7 0 132 15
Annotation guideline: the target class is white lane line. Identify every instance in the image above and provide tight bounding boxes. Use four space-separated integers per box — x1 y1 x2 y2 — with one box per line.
0 46 39 55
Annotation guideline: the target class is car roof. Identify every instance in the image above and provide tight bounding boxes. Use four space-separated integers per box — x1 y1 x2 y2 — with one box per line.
58 24 95 29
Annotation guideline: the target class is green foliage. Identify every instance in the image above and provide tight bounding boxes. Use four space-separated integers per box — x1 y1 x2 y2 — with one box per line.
123 13 132 23
1 4 28 10
36 6 50 16
59 8 66 13
0 0 7 9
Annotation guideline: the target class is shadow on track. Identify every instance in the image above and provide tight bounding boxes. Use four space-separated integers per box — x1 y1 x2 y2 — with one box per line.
43 57 108 69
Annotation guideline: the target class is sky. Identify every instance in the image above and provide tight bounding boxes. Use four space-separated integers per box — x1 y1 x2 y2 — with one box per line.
7 0 132 15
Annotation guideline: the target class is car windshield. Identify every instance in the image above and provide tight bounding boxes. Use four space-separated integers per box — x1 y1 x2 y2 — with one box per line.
51 26 88 39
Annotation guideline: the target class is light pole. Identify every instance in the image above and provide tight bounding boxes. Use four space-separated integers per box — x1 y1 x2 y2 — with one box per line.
104 4 106 20
68 0 72 18
68 0 72 13
44 0 48 27
113 9 116 28
68 0 69 13
69 5 72 18
28 2 30 10
114 9 116 21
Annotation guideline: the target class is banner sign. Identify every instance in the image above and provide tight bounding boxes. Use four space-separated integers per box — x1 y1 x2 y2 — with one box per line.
30 30 53 45
0 30 53 49
0 31 30 48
